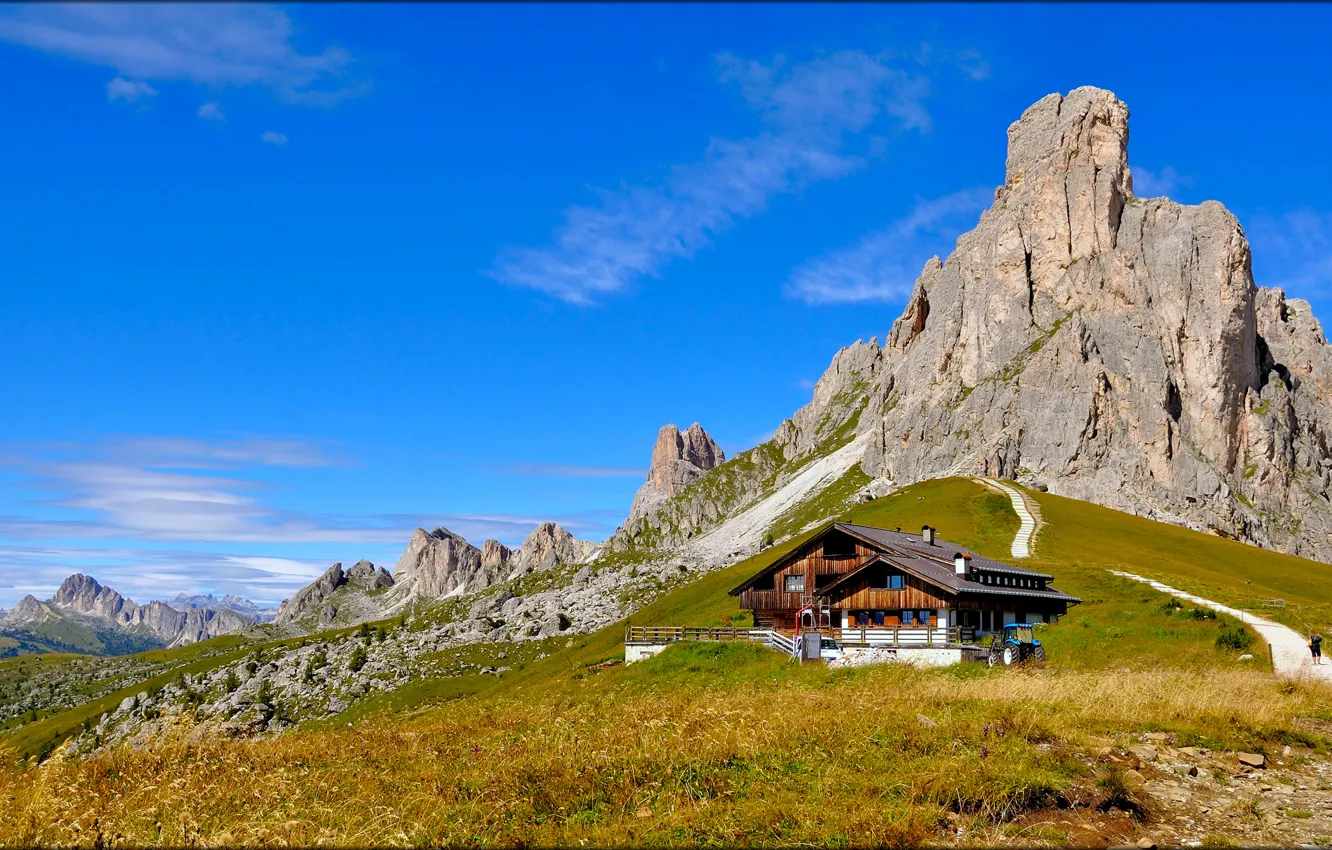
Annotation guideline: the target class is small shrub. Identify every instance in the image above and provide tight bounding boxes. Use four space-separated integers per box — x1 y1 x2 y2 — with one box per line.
1216 626 1254 652
348 644 368 673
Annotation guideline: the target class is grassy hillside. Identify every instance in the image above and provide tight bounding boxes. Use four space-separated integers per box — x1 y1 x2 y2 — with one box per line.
5 478 1330 846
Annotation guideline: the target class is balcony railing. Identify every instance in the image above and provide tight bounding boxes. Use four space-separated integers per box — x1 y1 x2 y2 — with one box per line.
625 625 980 647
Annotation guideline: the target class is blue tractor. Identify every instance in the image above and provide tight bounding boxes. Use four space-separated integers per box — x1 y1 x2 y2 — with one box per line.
986 623 1046 666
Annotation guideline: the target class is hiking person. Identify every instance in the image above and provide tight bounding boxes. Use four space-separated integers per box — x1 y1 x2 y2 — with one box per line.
1311 632 1323 665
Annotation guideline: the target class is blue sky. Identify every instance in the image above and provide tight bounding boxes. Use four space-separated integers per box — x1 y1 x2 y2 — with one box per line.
2 3 1330 609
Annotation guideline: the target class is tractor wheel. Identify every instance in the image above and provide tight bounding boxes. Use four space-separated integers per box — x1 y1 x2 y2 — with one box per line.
986 645 1002 667
1033 645 1047 663
1001 643 1018 666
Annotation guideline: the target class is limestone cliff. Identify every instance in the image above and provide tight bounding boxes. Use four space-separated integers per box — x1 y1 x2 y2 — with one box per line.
507 522 595 577
384 527 490 604
613 86 1332 564
625 424 727 525
846 86 1332 561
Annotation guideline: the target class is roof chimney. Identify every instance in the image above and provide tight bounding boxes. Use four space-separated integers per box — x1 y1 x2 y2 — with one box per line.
954 552 971 576
922 525 935 546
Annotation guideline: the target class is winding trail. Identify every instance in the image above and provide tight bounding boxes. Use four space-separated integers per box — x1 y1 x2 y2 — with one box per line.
978 478 1039 559
1110 571 1332 683
975 477 1329 682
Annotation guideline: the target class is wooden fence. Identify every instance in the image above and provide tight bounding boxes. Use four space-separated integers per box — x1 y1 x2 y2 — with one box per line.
625 625 980 647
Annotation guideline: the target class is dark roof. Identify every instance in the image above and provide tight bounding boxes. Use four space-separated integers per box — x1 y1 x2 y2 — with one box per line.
729 521 1081 604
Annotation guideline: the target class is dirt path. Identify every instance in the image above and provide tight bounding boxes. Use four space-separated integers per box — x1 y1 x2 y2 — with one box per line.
1111 570 1332 683
976 478 1040 559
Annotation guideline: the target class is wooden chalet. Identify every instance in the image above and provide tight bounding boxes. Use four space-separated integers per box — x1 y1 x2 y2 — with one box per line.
729 522 1080 637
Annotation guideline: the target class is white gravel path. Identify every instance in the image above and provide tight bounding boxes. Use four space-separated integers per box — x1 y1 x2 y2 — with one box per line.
1110 570 1332 683
979 478 1037 559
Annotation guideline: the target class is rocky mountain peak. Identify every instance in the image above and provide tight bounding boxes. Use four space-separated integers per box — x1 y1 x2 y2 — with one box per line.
508 522 594 576
52 573 135 621
385 526 487 603
480 539 511 571
626 422 726 525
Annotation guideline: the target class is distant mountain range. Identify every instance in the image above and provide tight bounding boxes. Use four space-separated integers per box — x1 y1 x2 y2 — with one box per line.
168 592 278 623
1 575 258 656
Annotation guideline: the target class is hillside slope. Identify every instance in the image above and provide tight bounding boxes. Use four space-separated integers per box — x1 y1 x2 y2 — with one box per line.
6 479 1332 847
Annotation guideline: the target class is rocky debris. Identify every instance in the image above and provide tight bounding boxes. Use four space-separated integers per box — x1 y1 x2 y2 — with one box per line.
385 527 488 603
508 522 595 577
1238 752 1266 768
624 423 727 527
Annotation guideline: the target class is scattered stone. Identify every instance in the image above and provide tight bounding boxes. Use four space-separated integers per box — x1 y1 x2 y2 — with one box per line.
1131 745 1159 763
916 714 937 728
1238 753 1266 769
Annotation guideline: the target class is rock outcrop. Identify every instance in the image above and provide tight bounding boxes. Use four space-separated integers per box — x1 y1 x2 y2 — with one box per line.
839 86 1332 561
275 561 395 628
507 522 595 577
386 527 489 602
3 594 57 625
480 539 512 572
625 423 727 526
169 593 277 623
611 86 1332 565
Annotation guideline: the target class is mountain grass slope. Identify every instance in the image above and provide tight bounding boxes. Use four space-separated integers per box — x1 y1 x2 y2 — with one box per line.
4 478 1331 846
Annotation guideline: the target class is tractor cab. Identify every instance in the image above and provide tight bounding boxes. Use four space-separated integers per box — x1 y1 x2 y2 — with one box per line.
986 623 1046 666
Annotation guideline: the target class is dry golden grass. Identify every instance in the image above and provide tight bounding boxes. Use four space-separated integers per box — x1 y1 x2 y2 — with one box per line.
3 643 1328 848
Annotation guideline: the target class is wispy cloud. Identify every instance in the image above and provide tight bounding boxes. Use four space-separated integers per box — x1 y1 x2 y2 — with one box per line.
1248 210 1332 299
785 186 991 305
106 75 155 103
490 49 935 305
0 4 367 106
1131 165 1191 198
260 131 288 146
197 101 225 122
487 463 646 479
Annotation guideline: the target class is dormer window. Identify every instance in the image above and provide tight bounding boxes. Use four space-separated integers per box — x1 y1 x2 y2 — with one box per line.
824 534 855 558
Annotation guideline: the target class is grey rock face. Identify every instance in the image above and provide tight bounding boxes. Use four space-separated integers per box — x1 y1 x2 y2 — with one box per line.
610 86 1332 565
3 595 57 625
625 423 727 526
52 574 134 622
274 560 394 628
275 563 347 626
387 527 487 601
844 86 1332 561
480 539 512 572
508 522 595 576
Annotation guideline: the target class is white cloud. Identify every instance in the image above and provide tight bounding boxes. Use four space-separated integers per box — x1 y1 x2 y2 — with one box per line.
196 101 225 122
1248 210 1332 299
0 4 366 105
489 50 935 305
1132 165 1191 198
260 131 288 146
106 75 155 103
785 186 992 305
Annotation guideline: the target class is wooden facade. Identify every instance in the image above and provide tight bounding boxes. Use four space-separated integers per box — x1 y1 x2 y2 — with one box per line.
731 523 1079 635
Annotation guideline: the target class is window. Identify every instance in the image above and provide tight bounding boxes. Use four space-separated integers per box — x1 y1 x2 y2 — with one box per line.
784 575 805 593
901 610 913 626
854 611 870 626
919 610 932 627
824 534 855 558
873 610 886 626
876 572 905 590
